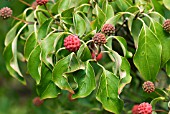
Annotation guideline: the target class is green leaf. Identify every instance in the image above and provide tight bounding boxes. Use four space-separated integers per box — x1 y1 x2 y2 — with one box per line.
149 12 165 24
150 21 170 67
115 0 131 11
101 1 114 20
106 13 122 25
151 0 164 16
24 32 37 60
4 43 26 84
163 0 170 10
5 21 22 46
51 1 59 14
166 60 170 77
73 13 86 37
41 33 61 69
37 63 61 99
96 65 123 114
61 7 74 17
92 4 106 30
4 23 27 85
128 16 143 47
27 45 41 84
37 18 53 40
61 7 74 25
133 24 162 81
151 97 165 112
72 61 96 99
77 0 89 6
119 57 132 94
52 53 80 93
104 45 122 75
108 36 132 58
37 11 49 25
106 5 114 20
77 43 91 62
58 0 71 13
77 12 92 33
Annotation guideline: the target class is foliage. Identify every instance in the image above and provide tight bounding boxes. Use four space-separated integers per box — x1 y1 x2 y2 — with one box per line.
2 0 170 113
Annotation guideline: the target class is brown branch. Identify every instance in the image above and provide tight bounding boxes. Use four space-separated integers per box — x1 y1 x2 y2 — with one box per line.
19 0 31 7
11 16 34 24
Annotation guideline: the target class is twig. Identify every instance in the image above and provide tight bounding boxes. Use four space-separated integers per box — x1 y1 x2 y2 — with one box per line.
11 16 34 24
19 0 31 7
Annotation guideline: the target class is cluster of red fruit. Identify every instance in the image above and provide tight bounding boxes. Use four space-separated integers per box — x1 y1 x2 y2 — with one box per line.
131 81 155 114
0 0 49 19
63 24 115 61
132 102 152 114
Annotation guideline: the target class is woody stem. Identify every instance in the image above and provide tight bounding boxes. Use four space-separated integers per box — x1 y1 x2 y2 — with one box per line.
153 109 168 113
19 0 31 7
11 16 34 24
44 4 65 30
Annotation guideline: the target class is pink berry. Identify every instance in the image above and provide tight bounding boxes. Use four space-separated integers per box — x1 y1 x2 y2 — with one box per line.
132 105 139 114
102 24 115 36
138 102 152 114
142 81 155 93
64 35 81 52
0 7 12 19
32 97 44 107
36 0 48 5
93 33 107 45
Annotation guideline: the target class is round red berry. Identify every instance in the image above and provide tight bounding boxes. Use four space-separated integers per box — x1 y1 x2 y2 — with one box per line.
32 2 38 10
132 105 139 114
92 52 103 61
36 0 48 5
68 93 75 101
142 81 155 93
102 24 115 36
64 35 81 52
0 7 12 19
163 19 170 32
93 33 107 45
138 102 152 114
32 97 44 107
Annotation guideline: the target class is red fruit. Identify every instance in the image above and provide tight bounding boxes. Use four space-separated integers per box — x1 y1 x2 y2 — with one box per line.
68 93 74 101
93 33 107 45
132 105 139 114
138 102 152 114
32 97 44 107
64 34 81 52
0 7 12 19
92 52 103 61
32 2 38 10
163 19 170 32
142 81 155 93
36 0 48 5
102 24 115 36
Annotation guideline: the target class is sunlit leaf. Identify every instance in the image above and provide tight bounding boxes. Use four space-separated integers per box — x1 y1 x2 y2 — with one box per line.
133 24 162 81
72 61 96 98
27 45 41 84
96 65 123 114
52 53 80 93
